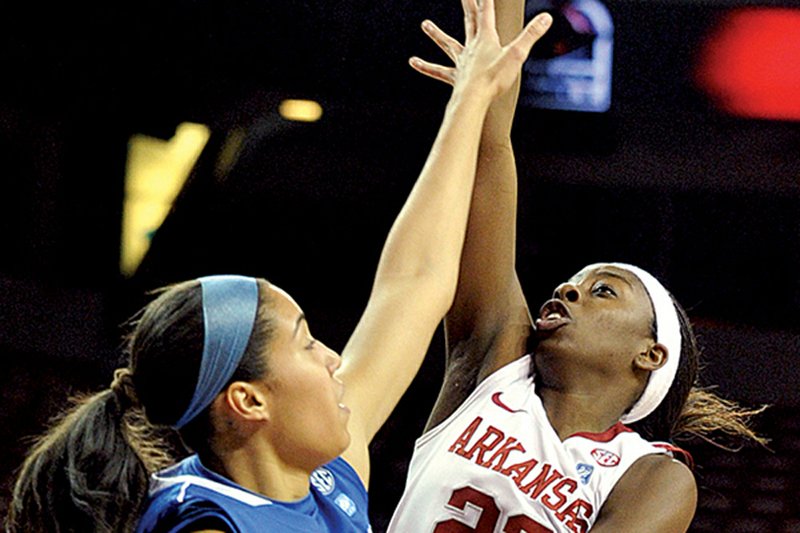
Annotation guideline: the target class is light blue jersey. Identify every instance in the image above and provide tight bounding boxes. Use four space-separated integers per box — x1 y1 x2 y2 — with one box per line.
137 455 371 532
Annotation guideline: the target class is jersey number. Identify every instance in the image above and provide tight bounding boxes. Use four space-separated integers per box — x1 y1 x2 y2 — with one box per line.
434 486 551 532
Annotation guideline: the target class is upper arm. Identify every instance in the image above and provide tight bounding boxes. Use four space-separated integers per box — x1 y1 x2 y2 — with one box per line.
149 499 235 533
337 277 450 484
592 454 697 533
432 271 532 431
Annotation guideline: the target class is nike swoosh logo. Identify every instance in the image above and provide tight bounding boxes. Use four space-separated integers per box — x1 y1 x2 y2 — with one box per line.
491 392 524 413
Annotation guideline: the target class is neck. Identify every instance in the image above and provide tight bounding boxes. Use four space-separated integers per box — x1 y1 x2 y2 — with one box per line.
537 384 626 440
533 358 642 440
206 434 316 502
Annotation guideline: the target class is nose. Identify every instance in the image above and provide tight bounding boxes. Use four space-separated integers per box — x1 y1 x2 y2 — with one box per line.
553 282 580 303
325 344 342 374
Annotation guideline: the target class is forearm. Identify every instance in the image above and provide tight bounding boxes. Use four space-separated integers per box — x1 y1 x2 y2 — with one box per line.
450 142 520 319
372 88 492 311
482 0 525 142
340 90 493 448
446 0 527 343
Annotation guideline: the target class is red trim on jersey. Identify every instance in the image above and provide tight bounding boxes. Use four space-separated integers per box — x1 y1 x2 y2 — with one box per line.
654 443 695 470
568 422 634 443
491 392 525 413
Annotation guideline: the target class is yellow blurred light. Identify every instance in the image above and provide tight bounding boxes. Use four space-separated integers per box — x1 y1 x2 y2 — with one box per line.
279 99 323 122
121 122 211 276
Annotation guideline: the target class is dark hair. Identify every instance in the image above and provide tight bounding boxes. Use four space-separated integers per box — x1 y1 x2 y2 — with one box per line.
630 296 767 451
6 278 275 533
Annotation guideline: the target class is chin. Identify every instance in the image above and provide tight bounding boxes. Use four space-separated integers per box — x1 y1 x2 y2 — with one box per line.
337 431 352 456
321 429 350 462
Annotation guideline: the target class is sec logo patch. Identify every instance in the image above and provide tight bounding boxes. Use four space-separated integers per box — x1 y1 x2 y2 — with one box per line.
310 467 336 495
591 448 620 467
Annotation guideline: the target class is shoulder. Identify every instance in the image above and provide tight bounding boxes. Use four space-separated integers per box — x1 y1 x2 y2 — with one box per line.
138 496 236 533
138 458 247 533
306 458 371 530
313 457 370 514
426 353 533 432
317 457 367 496
593 454 697 532
623 453 696 494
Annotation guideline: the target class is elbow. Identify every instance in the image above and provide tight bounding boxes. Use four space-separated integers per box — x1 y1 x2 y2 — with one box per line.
430 270 460 318
407 268 460 319
373 258 460 318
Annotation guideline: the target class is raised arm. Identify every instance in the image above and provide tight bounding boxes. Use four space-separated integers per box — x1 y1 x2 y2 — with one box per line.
336 0 552 484
423 0 536 431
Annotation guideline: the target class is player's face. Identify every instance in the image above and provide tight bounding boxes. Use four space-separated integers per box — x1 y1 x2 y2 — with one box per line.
534 264 655 372
260 286 351 471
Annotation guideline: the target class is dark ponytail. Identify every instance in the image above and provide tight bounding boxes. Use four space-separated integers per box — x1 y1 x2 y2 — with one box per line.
5 388 165 532
6 278 275 532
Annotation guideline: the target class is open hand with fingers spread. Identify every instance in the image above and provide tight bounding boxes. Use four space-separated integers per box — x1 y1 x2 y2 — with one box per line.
410 0 552 101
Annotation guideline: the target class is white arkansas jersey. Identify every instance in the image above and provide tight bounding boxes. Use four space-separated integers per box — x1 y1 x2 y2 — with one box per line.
388 355 671 533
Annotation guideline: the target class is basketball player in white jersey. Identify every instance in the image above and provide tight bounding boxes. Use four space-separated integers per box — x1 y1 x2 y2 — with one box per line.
389 1 765 531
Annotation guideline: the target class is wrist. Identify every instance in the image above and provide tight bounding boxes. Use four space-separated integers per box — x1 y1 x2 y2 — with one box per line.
478 138 514 154
447 84 493 115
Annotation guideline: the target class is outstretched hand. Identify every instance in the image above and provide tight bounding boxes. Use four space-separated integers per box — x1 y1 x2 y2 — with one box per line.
410 0 551 100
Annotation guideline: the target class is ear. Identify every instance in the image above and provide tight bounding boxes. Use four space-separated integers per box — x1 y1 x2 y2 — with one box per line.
222 381 270 422
635 343 668 372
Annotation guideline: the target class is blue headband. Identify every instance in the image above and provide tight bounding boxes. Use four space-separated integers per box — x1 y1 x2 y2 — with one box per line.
174 275 260 429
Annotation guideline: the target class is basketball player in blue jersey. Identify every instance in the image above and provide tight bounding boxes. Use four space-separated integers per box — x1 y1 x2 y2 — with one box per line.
389 1 766 531
5 2 554 532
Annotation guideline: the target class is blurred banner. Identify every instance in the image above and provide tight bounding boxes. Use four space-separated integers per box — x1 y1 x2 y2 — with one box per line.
520 0 614 113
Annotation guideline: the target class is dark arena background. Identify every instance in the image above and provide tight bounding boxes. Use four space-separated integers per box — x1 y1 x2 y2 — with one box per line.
1 0 799 531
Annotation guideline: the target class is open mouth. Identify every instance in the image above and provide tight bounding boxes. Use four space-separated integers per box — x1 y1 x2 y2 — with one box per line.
534 299 572 332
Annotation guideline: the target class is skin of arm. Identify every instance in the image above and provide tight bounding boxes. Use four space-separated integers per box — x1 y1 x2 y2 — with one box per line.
591 455 698 532
425 0 534 432
336 1 553 486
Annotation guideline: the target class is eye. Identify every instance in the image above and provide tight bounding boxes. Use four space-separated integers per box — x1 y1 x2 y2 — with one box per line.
305 339 317 350
592 282 617 297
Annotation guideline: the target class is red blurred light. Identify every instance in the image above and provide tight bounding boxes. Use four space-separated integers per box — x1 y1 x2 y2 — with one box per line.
695 8 800 121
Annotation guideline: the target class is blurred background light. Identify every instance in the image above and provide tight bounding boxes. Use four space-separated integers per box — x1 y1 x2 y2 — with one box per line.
695 8 800 121
121 122 210 276
279 99 324 122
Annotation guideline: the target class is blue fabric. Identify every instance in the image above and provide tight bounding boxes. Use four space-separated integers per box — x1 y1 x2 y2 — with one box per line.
175 275 259 428
136 455 371 533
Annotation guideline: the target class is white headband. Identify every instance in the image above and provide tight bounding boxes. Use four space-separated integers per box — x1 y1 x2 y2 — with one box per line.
585 263 682 424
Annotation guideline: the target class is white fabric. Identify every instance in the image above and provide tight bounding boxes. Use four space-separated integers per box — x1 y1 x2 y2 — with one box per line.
150 474 273 507
388 355 670 533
